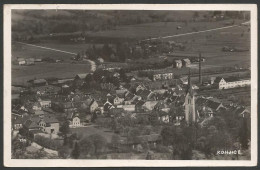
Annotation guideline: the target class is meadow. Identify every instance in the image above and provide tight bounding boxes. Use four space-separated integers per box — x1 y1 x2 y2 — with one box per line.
11 19 250 86
12 63 91 85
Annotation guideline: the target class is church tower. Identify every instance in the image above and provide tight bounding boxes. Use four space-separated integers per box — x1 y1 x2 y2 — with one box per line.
185 69 196 125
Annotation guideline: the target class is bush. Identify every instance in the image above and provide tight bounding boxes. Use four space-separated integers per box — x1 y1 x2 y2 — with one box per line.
152 144 170 153
34 135 62 150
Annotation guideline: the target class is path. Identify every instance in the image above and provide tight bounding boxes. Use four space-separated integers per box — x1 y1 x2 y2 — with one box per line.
14 41 97 72
142 21 250 41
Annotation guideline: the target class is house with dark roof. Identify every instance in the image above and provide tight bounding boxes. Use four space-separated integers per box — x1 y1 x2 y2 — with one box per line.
135 100 145 112
235 107 250 118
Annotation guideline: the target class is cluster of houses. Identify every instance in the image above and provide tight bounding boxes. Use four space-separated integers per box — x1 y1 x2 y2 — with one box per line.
11 64 251 142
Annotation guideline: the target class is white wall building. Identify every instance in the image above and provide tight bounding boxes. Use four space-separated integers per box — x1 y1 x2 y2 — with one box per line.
218 77 250 89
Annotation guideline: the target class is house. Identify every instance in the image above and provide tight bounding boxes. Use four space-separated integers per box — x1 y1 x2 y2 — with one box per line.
36 114 60 134
74 73 89 87
124 92 135 104
38 99 51 108
12 116 29 130
135 100 145 112
173 60 182 68
89 100 99 113
136 89 153 101
116 89 128 96
25 58 35 65
113 95 125 105
214 77 251 89
153 71 174 81
196 97 225 112
30 102 42 111
75 73 89 80
118 105 136 112
23 119 41 132
103 100 115 113
142 101 158 111
136 84 147 92
157 111 170 123
182 58 191 67
34 110 45 116
67 112 81 127
235 107 250 118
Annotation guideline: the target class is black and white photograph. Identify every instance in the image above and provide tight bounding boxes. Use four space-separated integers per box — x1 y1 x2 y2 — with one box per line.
4 4 257 167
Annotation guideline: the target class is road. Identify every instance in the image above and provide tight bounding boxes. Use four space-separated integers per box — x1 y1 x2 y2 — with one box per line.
142 21 250 41
14 41 97 72
15 41 77 55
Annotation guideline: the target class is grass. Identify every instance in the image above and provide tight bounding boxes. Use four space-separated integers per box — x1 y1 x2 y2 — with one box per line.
70 126 117 143
89 19 246 39
12 63 91 85
11 19 250 86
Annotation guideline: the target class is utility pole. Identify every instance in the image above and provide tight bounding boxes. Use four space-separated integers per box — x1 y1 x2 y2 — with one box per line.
199 52 202 85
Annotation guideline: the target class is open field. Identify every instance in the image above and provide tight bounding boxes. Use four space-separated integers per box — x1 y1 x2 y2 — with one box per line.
70 126 117 143
89 19 246 40
12 63 91 85
12 19 250 86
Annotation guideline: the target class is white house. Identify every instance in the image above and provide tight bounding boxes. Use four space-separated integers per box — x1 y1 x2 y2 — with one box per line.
216 77 250 89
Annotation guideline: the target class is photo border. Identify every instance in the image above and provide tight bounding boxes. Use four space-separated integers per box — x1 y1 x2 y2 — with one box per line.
3 4 258 167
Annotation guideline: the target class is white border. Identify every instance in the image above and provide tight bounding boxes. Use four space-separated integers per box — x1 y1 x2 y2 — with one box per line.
4 4 258 167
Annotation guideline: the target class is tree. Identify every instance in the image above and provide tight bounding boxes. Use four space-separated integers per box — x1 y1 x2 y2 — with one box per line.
89 134 107 158
58 145 70 159
59 120 70 136
127 128 141 144
79 137 95 157
239 118 249 149
71 142 80 159
111 134 121 152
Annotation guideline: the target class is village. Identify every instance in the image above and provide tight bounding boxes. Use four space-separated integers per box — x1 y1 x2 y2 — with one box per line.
12 49 251 159
11 10 251 160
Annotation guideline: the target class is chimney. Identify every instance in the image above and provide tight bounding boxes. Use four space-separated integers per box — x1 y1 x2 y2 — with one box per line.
199 52 202 85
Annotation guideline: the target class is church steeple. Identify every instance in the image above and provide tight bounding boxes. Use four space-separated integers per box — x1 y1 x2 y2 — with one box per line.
187 68 193 96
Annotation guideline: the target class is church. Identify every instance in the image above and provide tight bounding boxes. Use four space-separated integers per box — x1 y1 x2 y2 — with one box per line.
184 70 197 125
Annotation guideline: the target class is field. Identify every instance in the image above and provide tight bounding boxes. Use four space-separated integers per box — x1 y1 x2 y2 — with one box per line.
12 63 91 85
89 19 245 39
70 126 117 143
12 19 250 86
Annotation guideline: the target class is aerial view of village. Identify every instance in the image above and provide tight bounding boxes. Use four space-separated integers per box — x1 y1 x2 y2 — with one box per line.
11 9 251 160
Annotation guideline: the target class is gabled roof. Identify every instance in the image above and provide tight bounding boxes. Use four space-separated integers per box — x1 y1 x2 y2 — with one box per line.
24 119 40 129
135 100 145 107
125 92 135 101
75 73 89 79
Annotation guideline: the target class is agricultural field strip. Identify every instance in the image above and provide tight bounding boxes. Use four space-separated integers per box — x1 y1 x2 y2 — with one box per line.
143 21 250 41
14 41 77 55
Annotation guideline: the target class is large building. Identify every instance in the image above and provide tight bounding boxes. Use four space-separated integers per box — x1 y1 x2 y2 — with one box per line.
215 77 250 89
153 71 174 81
